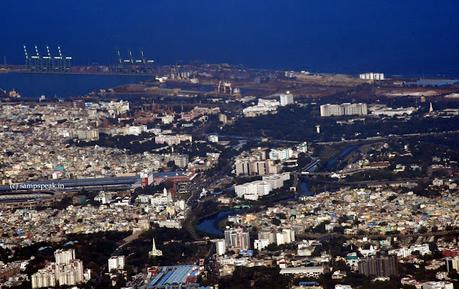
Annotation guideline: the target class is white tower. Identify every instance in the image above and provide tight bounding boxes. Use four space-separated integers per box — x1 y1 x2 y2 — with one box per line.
315 125 321 134
429 102 434 114
149 238 163 257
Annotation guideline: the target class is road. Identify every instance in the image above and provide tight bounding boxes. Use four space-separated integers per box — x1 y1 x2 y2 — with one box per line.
315 129 459 145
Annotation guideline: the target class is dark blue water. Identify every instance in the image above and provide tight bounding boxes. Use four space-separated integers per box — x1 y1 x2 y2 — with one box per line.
324 145 359 171
1 0 458 76
299 181 314 197
196 210 236 237
0 72 150 98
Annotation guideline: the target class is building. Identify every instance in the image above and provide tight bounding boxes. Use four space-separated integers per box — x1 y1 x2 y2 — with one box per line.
208 134 219 143
243 99 280 117
234 180 272 200
55 260 84 287
74 129 99 141
275 228 296 245
421 281 454 289
254 239 270 250
224 228 250 250
279 91 294 106
279 266 326 278
55 249 76 265
155 134 192 146
269 148 293 161
108 256 125 272
31 270 56 289
320 103 368 117
358 256 398 277
32 249 85 289
359 73 385 81
446 256 459 272
234 158 279 176
335 285 353 289
370 105 417 117
215 239 226 256
234 173 290 200
146 265 201 289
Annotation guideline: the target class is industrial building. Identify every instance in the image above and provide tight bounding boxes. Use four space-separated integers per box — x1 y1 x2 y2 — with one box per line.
146 265 201 289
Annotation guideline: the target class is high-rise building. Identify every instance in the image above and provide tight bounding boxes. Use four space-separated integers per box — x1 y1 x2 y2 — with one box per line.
32 249 85 289
215 239 226 256
358 256 398 277
54 249 76 265
224 228 250 250
279 92 294 106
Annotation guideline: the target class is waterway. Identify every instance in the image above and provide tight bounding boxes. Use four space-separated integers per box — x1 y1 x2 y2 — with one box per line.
195 145 357 236
0 72 151 99
323 145 359 171
195 210 236 237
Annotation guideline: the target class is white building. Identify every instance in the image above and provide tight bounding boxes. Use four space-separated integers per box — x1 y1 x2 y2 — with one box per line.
32 249 85 289
320 103 368 117
254 239 270 251
234 180 272 201
108 256 125 272
234 173 290 200
208 134 219 143
215 239 226 256
275 228 296 246
359 73 385 81
280 266 326 277
243 99 280 117
263 173 290 189
269 148 293 161
279 91 294 106
421 281 454 289
335 285 353 289
54 249 76 265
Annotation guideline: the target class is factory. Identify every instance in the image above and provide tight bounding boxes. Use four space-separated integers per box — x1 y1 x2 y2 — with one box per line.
146 265 201 289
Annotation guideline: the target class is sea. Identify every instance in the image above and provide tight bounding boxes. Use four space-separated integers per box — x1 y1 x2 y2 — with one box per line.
0 72 151 99
0 0 458 76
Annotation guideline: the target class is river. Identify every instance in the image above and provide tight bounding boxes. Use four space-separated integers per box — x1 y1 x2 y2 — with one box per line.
195 145 358 236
